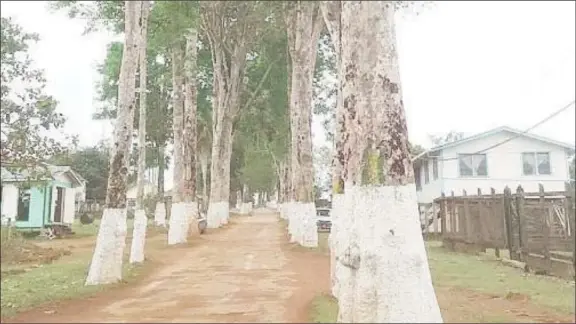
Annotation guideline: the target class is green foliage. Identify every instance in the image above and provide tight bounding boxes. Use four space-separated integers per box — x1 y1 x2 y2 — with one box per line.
49 1 124 34
0 17 71 172
429 131 464 147
408 142 426 157
50 144 110 200
231 17 291 193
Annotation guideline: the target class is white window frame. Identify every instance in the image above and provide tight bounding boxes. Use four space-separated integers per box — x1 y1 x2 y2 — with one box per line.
458 154 488 177
522 152 551 176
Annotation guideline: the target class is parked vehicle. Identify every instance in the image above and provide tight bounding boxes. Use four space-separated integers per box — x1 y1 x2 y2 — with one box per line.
316 208 332 232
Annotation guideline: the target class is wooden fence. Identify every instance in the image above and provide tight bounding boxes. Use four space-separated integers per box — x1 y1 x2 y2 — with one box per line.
433 183 575 280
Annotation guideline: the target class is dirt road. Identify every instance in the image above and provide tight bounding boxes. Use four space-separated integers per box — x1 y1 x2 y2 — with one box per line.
7 210 329 323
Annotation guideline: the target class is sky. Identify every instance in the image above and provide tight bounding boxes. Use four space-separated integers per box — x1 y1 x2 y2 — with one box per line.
1 1 575 188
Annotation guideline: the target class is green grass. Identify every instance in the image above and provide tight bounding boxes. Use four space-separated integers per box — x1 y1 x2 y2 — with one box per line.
71 218 136 238
426 242 575 314
310 293 338 323
309 239 575 322
0 247 148 318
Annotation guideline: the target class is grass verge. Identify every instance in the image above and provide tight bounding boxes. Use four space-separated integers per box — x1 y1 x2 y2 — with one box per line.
309 239 575 322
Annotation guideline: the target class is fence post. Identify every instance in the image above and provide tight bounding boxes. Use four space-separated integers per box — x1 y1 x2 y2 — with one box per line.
440 192 447 236
516 185 526 261
539 184 551 273
451 191 457 235
432 202 439 236
477 188 488 251
491 188 500 258
463 190 472 243
503 186 518 260
564 182 575 270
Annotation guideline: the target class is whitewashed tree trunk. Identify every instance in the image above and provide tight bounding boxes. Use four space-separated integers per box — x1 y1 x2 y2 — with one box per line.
168 42 186 245
181 27 200 240
199 145 209 210
86 0 141 285
205 36 246 229
286 1 323 248
319 0 343 299
154 144 167 226
130 0 150 265
338 2 442 322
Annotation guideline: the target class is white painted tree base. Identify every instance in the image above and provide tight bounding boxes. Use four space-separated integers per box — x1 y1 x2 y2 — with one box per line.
298 202 318 247
337 184 443 323
85 208 127 286
168 202 186 245
184 201 199 238
330 193 344 297
129 209 147 264
287 201 299 242
154 202 166 227
207 201 229 228
239 202 253 215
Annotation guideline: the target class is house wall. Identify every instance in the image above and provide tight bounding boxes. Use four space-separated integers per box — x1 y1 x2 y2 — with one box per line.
1 183 19 224
416 132 571 203
416 158 443 204
64 187 76 224
443 132 569 200
126 183 158 200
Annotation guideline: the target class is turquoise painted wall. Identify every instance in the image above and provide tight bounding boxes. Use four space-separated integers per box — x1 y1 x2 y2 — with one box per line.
15 186 46 229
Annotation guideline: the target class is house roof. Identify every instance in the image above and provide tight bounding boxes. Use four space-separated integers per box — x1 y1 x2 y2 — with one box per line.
413 126 576 162
1 164 85 187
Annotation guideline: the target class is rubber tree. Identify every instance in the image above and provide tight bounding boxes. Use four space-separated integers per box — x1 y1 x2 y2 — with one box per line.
319 0 343 299
85 0 141 286
200 1 280 228
284 1 324 247
130 0 150 265
337 2 442 322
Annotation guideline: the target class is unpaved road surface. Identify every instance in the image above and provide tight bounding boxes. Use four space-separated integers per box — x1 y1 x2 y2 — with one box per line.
6 210 329 323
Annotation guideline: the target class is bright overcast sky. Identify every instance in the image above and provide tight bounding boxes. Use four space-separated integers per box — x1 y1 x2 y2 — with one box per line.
1 1 575 150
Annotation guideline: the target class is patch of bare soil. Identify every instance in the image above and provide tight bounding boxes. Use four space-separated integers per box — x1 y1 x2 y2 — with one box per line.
3 210 330 323
436 286 574 323
1 235 71 268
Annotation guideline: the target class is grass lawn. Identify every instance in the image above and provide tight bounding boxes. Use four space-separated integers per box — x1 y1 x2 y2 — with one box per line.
309 238 575 323
1 218 159 319
0 245 150 318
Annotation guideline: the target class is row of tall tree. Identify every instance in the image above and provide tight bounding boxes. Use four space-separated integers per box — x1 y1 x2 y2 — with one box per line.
50 1 443 322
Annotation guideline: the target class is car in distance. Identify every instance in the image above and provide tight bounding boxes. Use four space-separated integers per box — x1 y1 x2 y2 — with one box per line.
316 208 331 232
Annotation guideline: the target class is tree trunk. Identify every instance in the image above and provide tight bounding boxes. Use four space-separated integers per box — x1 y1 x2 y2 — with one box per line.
181 28 200 239
239 184 252 215
319 0 343 299
154 144 167 226
86 0 141 286
338 2 442 322
286 1 323 247
168 41 186 245
199 146 209 212
206 41 246 229
130 0 150 265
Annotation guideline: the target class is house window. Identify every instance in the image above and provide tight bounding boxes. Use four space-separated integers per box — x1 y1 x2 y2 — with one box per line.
432 158 439 180
459 154 488 177
424 161 430 184
522 152 551 175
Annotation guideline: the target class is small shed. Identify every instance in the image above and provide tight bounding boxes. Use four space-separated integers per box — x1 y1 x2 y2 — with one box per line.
0 164 84 233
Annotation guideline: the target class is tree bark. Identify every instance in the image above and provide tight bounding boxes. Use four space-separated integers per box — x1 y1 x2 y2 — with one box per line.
319 0 343 299
154 144 167 226
86 0 141 286
168 41 186 245
182 27 200 238
130 0 150 264
337 2 442 322
285 1 323 247
205 39 246 228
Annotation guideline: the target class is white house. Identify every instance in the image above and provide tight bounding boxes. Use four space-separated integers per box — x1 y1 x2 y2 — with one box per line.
126 180 158 206
413 126 575 204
